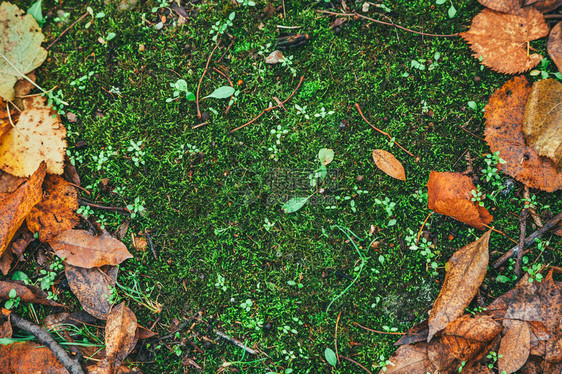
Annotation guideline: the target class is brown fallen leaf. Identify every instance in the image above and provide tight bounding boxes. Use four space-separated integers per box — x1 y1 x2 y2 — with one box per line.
382 342 436 373
522 78 562 168
137 324 157 340
372 149 406 181
524 0 562 12
460 8 549 74
498 320 531 374
0 280 65 307
426 171 493 230
0 162 45 256
394 320 429 346
427 231 491 341
0 169 26 195
478 0 522 13
0 317 12 338
0 249 12 275
265 50 284 64
0 96 66 177
442 314 502 361
26 174 80 242
485 76 562 191
0 98 17 139
0 341 69 373
548 22 562 74
546 326 562 362
51 229 132 268
105 302 138 371
65 264 117 320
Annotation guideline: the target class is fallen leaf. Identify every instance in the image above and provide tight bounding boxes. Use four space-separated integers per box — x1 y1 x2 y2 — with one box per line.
0 98 18 139
10 228 33 261
546 327 562 362
498 320 531 374
0 341 69 373
478 0 522 13
318 148 334 166
131 233 147 252
372 149 406 181
105 302 138 370
51 230 132 268
265 50 284 64
524 0 562 12
0 162 45 256
0 280 64 307
26 174 79 242
548 22 562 74
460 8 549 74
381 342 436 374
137 324 157 340
0 3 48 101
522 79 562 168
442 314 502 361
0 170 26 195
427 231 491 341
485 76 562 191
394 320 429 346
426 171 493 230
65 264 117 319
0 249 12 275
0 317 12 338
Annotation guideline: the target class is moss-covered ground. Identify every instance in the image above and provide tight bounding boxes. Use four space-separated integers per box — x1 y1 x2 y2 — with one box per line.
12 0 562 372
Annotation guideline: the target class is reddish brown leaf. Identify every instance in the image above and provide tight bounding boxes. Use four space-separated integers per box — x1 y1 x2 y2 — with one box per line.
394 320 428 346
137 324 157 340
51 229 132 268
478 0 522 13
381 342 436 374
0 170 26 194
0 280 64 307
0 162 45 256
548 22 562 74
105 302 138 371
65 264 117 320
26 174 79 242
0 341 69 373
426 171 493 230
498 320 531 374
0 249 12 275
372 149 406 181
428 231 491 341
442 314 502 361
460 8 548 74
524 0 562 12
546 327 562 362
485 76 562 191
0 317 12 338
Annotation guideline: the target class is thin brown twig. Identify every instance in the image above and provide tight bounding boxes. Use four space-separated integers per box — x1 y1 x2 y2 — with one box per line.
355 103 415 157
230 76 304 133
192 121 208 129
145 230 157 260
196 41 221 119
544 14 562 19
459 125 485 141
78 198 130 215
514 208 528 277
317 10 459 38
416 212 434 244
493 211 562 268
217 40 235 63
482 224 518 245
47 12 89 50
353 322 405 335
335 311 342 365
338 355 373 374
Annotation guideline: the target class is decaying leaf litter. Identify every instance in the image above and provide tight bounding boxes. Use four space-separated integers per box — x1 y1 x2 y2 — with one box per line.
0 0 560 373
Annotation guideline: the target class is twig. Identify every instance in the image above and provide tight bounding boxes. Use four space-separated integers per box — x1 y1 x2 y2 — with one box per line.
214 330 256 355
230 76 304 133
277 25 302 29
482 224 518 245
353 322 405 335
514 208 528 277
335 311 342 365
5 310 85 374
47 12 89 50
145 230 157 260
317 10 459 37
338 355 372 374
217 40 235 63
545 14 562 19
355 103 415 157
493 211 562 268
416 212 433 244
77 198 130 215
459 125 485 141
196 41 221 119
192 121 208 129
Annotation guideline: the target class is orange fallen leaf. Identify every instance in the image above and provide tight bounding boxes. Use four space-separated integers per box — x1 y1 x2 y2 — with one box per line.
105 302 138 371
478 0 522 14
498 320 531 374
484 76 562 191
460 8 548 74
51 229 132 268
548 22 562 74
524 0 562 12
428 231 491 341
372 149 406 181
0 162 45 256
26 174 80 242
0 280 64 307
442 314 502 361
426 171 493 230
0 341 69 374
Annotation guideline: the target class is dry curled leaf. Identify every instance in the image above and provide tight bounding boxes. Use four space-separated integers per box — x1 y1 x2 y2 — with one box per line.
51 229 132 268
0 3 48 101
0 162 45 256
442 314 502 361
522 79 562 168
548 22 562 74
478 0 522 13
65 264 117 320
265 50 284 64
485 76 562 191
105 302 138 371
428 231 491 341
0 280 65 307
0 341 69 374
460 8 549 74
499 320 531 374
0 97 66 177
26 174 80 242
372 149 406 181
426 171 493 230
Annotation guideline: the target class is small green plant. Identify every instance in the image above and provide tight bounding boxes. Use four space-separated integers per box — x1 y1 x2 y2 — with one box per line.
85 6 106 28
294 104 310 119
263 218 275 232
240 299 253 312
152 0 169 12
76 204 94 218
4 289 20 310
237 0 256 7
486 351 503 370
210 12 235 42
458 360 466 372
126 197 145 219
436 0 457 18
127 140 146 167
374 354 394 372
166 79 195 102
470 186 485 207
214 274 228 292
314 106 334 118
38 257 64 300
482 152 506 184
268 125 289 161
521 256 544 283
530 58 562 80
374 196 397 226
27 0 45 27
